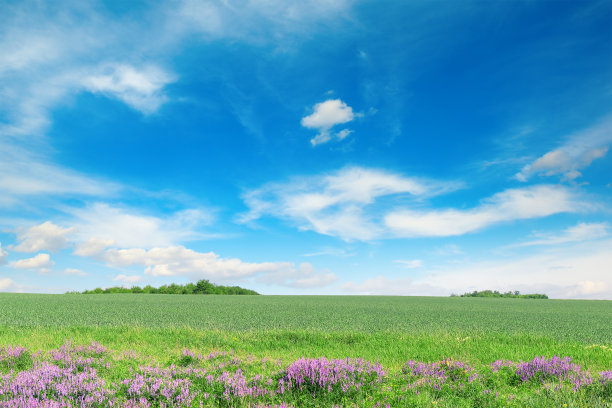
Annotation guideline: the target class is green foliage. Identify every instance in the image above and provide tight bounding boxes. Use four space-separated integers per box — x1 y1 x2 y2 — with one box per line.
459 290 548 299
76 279 259 295
0 350 33 373
0 295 610 407
2 342 611 408
0 295 610 344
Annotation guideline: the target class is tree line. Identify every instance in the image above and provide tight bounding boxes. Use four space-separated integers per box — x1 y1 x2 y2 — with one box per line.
71 279 259 295
451 290 548 299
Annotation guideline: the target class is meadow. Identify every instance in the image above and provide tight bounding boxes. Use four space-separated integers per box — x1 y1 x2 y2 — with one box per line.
0 294 610 407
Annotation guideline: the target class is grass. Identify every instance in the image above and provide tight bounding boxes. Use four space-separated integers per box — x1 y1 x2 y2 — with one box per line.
1 294 610 342
0 294 610 406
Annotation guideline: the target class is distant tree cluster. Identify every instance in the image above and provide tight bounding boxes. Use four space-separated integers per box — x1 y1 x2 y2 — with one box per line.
451 290 548 299
73 280 259 295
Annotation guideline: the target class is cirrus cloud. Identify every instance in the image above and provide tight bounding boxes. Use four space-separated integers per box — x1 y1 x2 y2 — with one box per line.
241 168 582 241
240 166 448 241
508 222 608 248
516 115 612 182
385 185 581 238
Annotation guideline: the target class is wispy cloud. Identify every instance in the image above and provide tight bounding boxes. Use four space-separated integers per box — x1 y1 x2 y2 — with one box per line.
393 259 423 269
171 0 352 43
83 64 175 114
254 262 338 288
516 115 612 182
240 166 450 241
431 244 463 256
0 1 182 137
64 268 86 276
343 238 612 299
302 247 354 257
0 242 7 264
112 274 143 285
341 276 442 296
425 239 612 299
73 238 116 258
242 168 583 241
69 203 212 249
385 185 582 238
509 222 608 248
301 99 358 146
0 144 119 208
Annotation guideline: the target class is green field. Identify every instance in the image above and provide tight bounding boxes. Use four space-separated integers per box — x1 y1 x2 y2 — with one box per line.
1 294 611 407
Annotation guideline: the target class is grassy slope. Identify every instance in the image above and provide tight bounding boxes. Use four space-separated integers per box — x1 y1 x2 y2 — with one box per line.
0 294 610 371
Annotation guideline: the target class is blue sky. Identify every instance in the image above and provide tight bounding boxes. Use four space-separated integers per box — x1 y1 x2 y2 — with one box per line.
1 0 611 298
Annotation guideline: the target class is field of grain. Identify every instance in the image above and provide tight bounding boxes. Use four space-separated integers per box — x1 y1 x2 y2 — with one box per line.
1 294 610 407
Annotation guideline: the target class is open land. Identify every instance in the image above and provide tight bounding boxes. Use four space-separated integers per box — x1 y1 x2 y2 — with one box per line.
0 294 611 407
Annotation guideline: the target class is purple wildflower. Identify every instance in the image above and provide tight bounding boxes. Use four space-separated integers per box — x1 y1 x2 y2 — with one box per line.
278 357 385 396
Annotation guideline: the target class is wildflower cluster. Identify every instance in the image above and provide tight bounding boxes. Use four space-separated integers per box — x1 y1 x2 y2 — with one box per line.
491 355 597 391
278 357 385 396
599 370 612 398
0 346 32 372
0 343 610 407
0 359 113 406
402 357 479 394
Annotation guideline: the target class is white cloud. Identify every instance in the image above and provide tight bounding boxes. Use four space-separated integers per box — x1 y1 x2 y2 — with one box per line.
172 0 351 42
12 253 54 273
569 281 610 297
113 274 143 285
301 99 357 146
83 64 175 114
255 262 338 288
511 222 608 248
175 0 224 35
240 166 446 241
393 259 423 269
288 271 337 288
0 242 7 264
75 244 336 288
0 144 119 207
341 239 612 299
385 185 581 237
0 278 18 292
243 170 589 241
0 2 178 142
64 268 86 276
516 115 612 181
431 244 463 256
113 246 283 278
335 129 353 141
569 281 608 297
302 99 355 129
341 276 443 296
302 247 354 257
423 239 612 299
70 203 211 249
12 221 74 253
73 238 116 257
